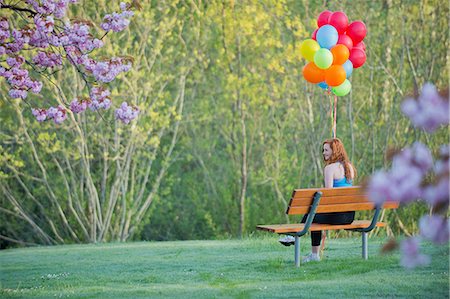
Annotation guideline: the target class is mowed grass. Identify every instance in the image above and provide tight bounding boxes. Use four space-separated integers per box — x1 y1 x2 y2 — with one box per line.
0 236 448 298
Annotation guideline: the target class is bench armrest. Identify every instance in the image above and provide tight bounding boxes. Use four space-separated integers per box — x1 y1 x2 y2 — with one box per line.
349 204 382 233
294 191 322 237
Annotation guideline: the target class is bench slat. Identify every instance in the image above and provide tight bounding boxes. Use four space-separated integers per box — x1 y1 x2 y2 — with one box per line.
256 220 386 233
291 186 364 199
287 202 399 215
289 195 369 207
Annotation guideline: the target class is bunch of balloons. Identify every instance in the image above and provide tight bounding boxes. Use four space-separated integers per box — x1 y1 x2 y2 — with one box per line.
300 10 367 96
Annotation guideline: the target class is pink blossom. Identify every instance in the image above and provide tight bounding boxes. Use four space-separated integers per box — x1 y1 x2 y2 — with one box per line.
422 178 449 207
419 215 449 245
61 22 104 53
6 56 25 67
33 51 63 68
32 108 47 122
34 15 55 34
0 18 10 42
46 106 59 118
401 83 449 133
46 105 67 124
26 0 78 18
53 106 67 124
101 2 134 32
367 142 432 204
366 170 392 205
29 80 43 93
85 57 132 83
3 1 134 124
434 145 449 177
29 29 50 48
400 237 430 269
70 98 89 113
115 101 139 124
89 87 111 111
8 89 27 99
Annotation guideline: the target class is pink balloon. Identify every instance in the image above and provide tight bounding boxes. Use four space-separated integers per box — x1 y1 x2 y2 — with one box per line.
317 10 332 27
328 11 348 34
349 48 366 68
312 28 318 40
354 41 366 51
347 21 367 44
337 34 353 51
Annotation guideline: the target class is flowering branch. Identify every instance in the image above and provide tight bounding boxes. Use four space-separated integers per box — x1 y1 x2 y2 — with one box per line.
367 83 449 269
0 0 140 125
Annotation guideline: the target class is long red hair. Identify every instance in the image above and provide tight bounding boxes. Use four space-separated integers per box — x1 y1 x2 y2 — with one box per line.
323 138 357 180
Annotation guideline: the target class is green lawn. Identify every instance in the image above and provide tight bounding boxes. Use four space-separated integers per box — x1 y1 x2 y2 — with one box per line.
0 236 448 298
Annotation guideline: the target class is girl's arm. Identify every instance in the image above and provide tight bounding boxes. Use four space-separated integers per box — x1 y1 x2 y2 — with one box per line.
324 164 334 188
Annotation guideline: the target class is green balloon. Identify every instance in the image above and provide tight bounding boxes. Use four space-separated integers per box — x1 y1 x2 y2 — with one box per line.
313 48 333 69
332 79 351 96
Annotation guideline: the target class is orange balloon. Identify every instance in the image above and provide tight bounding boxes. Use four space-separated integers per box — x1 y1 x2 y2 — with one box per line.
331 44 350 65
302 62 325 84
325 65 346 86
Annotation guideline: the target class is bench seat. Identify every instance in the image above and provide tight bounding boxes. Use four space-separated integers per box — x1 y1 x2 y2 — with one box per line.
257 220 386 234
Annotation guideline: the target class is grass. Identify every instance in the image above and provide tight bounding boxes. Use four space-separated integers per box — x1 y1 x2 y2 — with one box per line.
0 235 448 298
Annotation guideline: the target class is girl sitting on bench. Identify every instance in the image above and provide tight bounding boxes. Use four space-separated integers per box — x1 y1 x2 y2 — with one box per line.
279 138 357 262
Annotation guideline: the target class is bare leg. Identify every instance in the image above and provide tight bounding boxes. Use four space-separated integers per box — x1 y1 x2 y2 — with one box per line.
312 245 320 254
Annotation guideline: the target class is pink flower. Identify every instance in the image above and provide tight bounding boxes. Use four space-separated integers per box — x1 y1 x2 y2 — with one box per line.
422 178 449 207
101 2 134 33
114 101 139 124
367 142 432 204
367 170 392 205
46 106 59 118
89 87 111 110
33 51 63 68
70 98 89 113
34 15 55 34
0 18 10 42
401 83 449 133
6 56 25 67
46 105 67 124
419 215 449 245
8 89 27 99
400 237 430 269
32 108 47 122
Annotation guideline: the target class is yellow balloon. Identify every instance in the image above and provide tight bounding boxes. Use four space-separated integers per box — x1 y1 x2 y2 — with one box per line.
300 39 320 61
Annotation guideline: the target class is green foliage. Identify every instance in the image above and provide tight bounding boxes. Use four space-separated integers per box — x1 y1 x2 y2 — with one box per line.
0 0 448 246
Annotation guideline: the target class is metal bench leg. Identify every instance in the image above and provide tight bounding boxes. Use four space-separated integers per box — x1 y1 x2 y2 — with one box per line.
362 232 368 260
295 236 300 267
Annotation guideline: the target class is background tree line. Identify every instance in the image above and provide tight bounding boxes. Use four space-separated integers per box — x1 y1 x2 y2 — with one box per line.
0 0 448 248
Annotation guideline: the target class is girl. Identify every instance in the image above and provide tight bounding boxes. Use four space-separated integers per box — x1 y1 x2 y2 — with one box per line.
279 138 357 262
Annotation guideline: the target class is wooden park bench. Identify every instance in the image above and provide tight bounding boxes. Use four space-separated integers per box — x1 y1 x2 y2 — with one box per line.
256 186 399 267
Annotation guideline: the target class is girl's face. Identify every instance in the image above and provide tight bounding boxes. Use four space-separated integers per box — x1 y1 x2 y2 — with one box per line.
323 143 332 161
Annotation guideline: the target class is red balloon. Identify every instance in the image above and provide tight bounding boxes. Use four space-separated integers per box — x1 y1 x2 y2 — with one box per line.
349 48 366 68
337 34 353 51
354 41 366 51
312 28 318 40
328 11 348 34
317 10 332 27
347 21 367 44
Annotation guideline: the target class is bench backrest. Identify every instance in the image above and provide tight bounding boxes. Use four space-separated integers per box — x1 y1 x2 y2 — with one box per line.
286 186 399 215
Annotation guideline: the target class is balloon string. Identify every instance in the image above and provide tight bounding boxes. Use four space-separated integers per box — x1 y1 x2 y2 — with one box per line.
329 92 333 138
333 95 337 138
